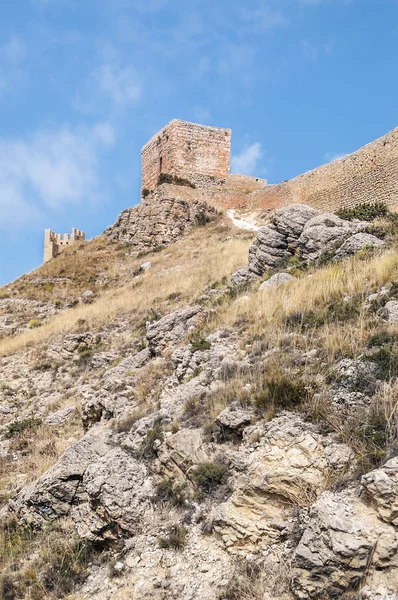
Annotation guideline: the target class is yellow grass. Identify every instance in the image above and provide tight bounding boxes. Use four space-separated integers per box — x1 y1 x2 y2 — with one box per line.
0 223 251 358
218 250 398 337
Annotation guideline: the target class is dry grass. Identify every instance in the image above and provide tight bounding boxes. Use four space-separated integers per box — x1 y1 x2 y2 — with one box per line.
0 221 251 358
212 250 398 356
0 415 83 507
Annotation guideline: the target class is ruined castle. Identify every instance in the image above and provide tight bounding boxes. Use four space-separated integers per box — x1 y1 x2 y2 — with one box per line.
44 229 86 263
141 119 398 213
44 119 398 262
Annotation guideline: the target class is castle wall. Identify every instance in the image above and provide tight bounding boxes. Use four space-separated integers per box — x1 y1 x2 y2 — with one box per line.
253 128 398 212
141 120 231 190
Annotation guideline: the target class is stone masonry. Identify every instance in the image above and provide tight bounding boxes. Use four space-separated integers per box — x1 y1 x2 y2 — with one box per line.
44 229 86 263
141 121 398 214
141 119 232 190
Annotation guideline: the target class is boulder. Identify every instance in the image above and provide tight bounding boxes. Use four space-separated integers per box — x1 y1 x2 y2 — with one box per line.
297 213 352 262
146 305 207 354
383 301 398 324
212 416 354 552
292 490 398 599
362 457 398 526
270 204 321 246
10 427 153 541
335 232 385 258
259 272 296 291
248 227 289 274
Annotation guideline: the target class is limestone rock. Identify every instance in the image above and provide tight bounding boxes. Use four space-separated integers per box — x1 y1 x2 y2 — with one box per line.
214 405 252 438
213 416 354 552
270 204 321 246
104 194 217 250
44 405 77 426
248 226 289 274
10 427 153 541
230 267 258 287
292 490 398 599
146 305 207 354
383 300 398 324
259 272 296 291
362 457 398 525
297 213 352 262
335 232 385 258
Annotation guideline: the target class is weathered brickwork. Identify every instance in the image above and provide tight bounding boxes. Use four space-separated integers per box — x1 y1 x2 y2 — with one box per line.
142 120 398 215
141 120 231 190
44 228 85 263
253 128 398 212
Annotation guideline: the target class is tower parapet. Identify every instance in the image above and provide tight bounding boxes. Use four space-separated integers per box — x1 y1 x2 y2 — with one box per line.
43 228 86 263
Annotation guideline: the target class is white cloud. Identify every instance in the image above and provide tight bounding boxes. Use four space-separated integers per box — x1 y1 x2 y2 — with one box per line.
95 62 142 106
93 122 116 146
73 59 142 114
231 142 263 176
324 151 348 163
0 123 112 229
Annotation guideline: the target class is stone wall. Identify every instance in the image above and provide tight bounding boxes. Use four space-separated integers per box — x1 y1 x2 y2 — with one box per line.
252 128 398 212
44 228 86 263
141 120 231 190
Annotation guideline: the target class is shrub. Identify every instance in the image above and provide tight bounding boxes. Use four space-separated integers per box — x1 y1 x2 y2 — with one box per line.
191 338 211 352
28 319 42 329
157 173 195 188
336 202 389 222
141 188 151 198
195 212 212 227
356 412 388 468
3 417 43 440
158 524 187 550
138 422 163 458
365 331 398 380
192 461 228 492
154 477 188 507
255 374 309 412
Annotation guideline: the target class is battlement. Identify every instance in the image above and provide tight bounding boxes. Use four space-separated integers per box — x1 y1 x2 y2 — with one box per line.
44 228 86 263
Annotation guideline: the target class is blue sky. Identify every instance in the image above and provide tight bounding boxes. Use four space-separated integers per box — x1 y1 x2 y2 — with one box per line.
0 0 397 285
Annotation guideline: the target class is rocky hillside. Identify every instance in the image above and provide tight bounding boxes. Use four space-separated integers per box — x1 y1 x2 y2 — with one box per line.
1 200 398 600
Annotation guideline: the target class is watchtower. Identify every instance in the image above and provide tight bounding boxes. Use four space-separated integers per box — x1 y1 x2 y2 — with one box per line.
44 228 86 263
141 119 231 190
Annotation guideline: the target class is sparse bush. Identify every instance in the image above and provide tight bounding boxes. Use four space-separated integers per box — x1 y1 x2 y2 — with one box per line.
3 417 43 440
195 212 212 226
138 422 163 458
157 173 195 188
191 338 211 352
364 331 398 380
158 524 187 550
154 477 188 507
141 188 151 198
192 461 228 492
28 319 42 329
0 519 103 600
255 374 310 412
336 201 389 222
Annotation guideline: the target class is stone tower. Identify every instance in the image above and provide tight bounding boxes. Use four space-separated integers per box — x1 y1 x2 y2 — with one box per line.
44 228 86 263
141 119 232 190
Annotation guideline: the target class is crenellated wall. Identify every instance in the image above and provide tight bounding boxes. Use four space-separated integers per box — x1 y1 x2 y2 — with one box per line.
44 228 86 263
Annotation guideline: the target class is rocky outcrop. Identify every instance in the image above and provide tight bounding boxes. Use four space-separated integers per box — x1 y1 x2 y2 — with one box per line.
232 204 385 284
292 488 398 599
104 193 217 249
212 415 354 553
10 427 153 541
146 305 207 355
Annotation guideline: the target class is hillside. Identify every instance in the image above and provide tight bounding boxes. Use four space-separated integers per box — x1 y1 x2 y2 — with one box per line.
1 200 398 600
